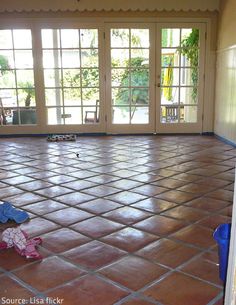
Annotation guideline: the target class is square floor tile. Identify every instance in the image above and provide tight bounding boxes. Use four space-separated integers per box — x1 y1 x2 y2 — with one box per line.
197 214 231 230
35 186 72 198
0 275 34 299
206 189 233 202
103 207 152 225
180 252 222 286
13 256 84 291
70 217 124 238
24 200 67 215
101 227 158 252
62 240 126 269
99 256 168 291
131 185 168 196
79 198 122 214
44 207 93 226
153 178 188 189
0 247 49 271
186 197 230 212
54 192 96 205
155 190 200 204
144 272 221 305
47 275 129 305
177 183 217 194
161 206 209 222
41 228 91 253
82 185 120 197
134 215 187 236
63 180 97 191
136 239 200 268
171 225 216 249
106 191 147 205
107 179 143 190
20 217 59 237
3 192 45 207
18 180 54 191
131 198 176 213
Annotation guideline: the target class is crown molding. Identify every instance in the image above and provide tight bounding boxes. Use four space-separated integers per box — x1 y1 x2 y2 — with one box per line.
0 0 220 13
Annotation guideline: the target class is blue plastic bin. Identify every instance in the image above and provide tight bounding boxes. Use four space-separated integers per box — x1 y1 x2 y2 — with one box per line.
213 223 231 283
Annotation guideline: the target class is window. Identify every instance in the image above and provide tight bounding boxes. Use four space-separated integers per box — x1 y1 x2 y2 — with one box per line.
42 29 100 125
0 29 36 125
110 28 150 124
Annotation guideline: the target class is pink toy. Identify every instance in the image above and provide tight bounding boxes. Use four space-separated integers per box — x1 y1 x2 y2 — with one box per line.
0 227 42 259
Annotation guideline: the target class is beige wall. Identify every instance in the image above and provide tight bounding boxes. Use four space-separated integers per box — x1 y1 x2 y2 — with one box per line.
214 0 236 144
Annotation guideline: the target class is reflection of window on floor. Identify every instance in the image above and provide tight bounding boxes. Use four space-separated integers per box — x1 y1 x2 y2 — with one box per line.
0 29 36 125
42 29 100 125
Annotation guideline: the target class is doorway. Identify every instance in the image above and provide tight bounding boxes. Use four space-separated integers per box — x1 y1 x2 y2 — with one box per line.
106 23 206 134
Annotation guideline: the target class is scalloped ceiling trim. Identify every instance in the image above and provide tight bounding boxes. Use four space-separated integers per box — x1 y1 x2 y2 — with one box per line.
0 0 220 13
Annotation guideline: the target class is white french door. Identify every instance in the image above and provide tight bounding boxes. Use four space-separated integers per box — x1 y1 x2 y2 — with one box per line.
156 23 206 133
105 24 155 133
105 22 206 134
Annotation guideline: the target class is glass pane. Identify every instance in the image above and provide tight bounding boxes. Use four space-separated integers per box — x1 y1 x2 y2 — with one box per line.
45 88 63 106
42 30 60 49
43 50 61 68
2 107 14 125
0 89 17 107
19 108 36 124
113 106 129 124
112 88 130 105
180 68 198 86
83 106 99 124
62 50 80 68
13 30 32 49
47 107 63 125
161 87 179 105
131 49 149 66
0 70 15 88
161 106 178 123
181 52 199 67
162 29 180 48
63 69 80 87
131 106 149 124
180 87 198 104
112 69 129 87
111 29 129 48
161 68 179 86
61 29 79 48
182 106 197 123
111 49 129 67
15 50 33 68
44 69 62 87
181 29 199 47
81 49 98 67
161 49 178 67
18 89 35 107
81 69 99 87
0 30 12 49
82 88 99 105
0 51 14 69
131 89 149 105
16 70 35 88
64 107 82 124
131 69 149 86
64 88 81 106
131 29 149 48
80 29 98 48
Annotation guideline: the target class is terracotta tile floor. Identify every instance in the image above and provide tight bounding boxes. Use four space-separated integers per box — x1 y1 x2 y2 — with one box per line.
0 135 234 305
